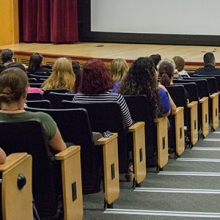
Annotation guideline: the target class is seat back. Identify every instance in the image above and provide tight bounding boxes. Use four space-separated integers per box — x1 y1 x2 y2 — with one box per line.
61 101 128 172
26 100 52 109
177 82 201 129
174 78 210 98
123 95 157 165
44 88 69 100
0 120 58 218
166 85 189 126
190 76 218 94
48 92 75 108
25 107 102 194
27 92 44 100
192 75 220 91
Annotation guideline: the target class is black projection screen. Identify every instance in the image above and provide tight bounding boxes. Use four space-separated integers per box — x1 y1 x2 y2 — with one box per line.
78 0 220 45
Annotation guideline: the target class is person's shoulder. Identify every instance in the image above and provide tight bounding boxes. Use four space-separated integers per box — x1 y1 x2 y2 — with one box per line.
26 111 52 120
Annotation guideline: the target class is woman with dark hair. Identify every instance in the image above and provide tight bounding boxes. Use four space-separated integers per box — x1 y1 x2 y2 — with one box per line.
0 67 66 154
159 61 189 102
72 61 82 93
27 53 51 75
149 54 161 71
73 58 133 128
158 61 174 86
118 57 176 117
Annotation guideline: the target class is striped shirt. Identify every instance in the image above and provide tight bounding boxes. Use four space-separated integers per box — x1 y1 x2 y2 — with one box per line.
73 93 133 128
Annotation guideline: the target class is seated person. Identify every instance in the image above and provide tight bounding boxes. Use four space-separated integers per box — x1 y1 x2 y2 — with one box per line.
173 56 190 77
41 57 76 93
27 53 51 75
194 52 220 75
149 54 161 72
72 61 82 93
110 58 129 93
158 61 189 103
7 62 44 94
1 49 14 67
73 59 133 128
118 57 176 117
0 67 66 155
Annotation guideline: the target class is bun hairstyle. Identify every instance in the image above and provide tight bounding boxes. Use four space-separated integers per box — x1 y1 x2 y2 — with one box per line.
0 67 29 103
158 61 174 86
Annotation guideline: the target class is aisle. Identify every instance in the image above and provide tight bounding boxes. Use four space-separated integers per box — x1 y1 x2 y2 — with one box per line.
83 127 220 220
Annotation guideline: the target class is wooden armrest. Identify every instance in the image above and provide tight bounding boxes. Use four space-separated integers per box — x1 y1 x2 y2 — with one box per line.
187 101 198 108
128 121 145 132
171 106 184 115
55 145 80 160
199 97 209 103
0 153 28 171
98 133 118 144
98 132 120 205
210 93 219 99
154 116 166 123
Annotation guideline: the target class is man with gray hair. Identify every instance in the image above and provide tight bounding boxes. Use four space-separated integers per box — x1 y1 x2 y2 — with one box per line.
194 52 220 75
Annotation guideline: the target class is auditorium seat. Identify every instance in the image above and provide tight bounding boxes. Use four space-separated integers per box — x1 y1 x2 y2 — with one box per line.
124 95 171 167
25 107 120 208
0 153 32 220
60 101 146 186
0 119 83 219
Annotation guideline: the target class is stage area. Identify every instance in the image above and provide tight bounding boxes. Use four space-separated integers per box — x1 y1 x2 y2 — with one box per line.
1 42 220 71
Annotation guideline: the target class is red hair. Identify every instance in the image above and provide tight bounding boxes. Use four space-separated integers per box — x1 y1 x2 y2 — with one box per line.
80 59 114 94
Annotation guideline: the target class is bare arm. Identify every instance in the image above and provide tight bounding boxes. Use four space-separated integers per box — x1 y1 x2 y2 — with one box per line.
0 148 6 164
159 84 177 114
48 128 67 153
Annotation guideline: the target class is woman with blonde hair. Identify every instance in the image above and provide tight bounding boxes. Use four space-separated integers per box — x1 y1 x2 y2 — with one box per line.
41 57 76 92
110 58 129 93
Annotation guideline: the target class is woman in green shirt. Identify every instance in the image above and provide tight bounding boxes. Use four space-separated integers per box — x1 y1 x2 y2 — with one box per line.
0 67 66 154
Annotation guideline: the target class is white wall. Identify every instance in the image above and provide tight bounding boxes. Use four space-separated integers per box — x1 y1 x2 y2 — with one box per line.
91 0 220 35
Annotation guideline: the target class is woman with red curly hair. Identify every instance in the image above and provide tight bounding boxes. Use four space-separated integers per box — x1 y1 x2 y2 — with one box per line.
73 59 133 128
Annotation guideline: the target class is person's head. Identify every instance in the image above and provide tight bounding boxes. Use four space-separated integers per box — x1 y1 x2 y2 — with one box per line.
158 57 176 70
149 54 161 70
158 61 174 86
41 57 75 92
27 53 43 72
110 58 129 82
0 68 29 105
1 49 14 64
80 59 114 94
0 64 6 73
173 56 185 72
7 62 26 72
72 61 81 76
118 57 160 117
203 52 215 65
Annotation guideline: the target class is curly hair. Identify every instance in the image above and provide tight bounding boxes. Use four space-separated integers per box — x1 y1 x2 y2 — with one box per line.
80 59 114 94
41 57 76 92
118 57 161 118
158 61 174 86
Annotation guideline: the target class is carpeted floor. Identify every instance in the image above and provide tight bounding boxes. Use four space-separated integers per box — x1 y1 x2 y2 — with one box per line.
83 126 220 220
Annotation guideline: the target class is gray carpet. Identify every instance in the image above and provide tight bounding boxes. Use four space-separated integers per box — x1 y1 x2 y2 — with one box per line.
83 126 220 219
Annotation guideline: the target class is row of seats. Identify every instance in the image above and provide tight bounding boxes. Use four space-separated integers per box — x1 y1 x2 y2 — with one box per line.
7 74 218 219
